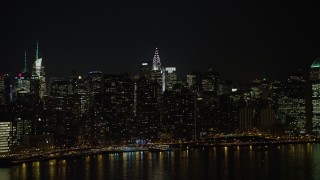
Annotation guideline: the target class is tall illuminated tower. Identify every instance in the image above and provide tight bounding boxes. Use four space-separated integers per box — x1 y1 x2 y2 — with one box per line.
31 41 46 99
14 51 31 101
151 48 164 92
152 48 161 71
310 57 320 134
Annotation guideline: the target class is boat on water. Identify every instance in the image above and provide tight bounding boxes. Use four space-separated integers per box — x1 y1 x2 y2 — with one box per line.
148 145 171 152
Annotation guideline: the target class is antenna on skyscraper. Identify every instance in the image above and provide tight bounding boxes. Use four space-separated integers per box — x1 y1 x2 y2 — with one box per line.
36 40 39 60
24 50 27 73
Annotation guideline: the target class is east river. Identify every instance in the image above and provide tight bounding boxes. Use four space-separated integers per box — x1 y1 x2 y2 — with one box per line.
0 143 320 180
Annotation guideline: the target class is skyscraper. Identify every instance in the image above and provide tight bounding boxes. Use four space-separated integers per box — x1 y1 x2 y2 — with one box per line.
140 62 152 79
14 73 31 102
103 73 134 142
151 48 163 92
277 72 306 134
32 42 46 99
161 85 196 139
0 73 10 105
13 52 34 143
310 57 320 134
87 71 103 96
201 66 219 94
47 79 78 147
239 107 255 132
165 67 177 91
186 72 202 92
136 77 159 139
14 51 31 102
0 121 16 153
69 71 88 115
152 48 161 71
87 71 106 145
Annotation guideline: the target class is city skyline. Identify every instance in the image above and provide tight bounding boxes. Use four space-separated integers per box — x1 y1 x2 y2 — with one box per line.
0 0 320 180
1 42 317 83
0 49 317 151
2 1 320 179
1 1 320 81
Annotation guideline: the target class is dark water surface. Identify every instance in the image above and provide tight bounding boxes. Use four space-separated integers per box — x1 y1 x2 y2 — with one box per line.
1 143 320 180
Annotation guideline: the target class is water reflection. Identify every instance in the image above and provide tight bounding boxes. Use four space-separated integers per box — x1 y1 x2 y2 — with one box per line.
21 163 27 180
0 168 10 180
84 156 90 180
48 160 56 180
1 144 320 180
97 155 103 180
32 161 40 180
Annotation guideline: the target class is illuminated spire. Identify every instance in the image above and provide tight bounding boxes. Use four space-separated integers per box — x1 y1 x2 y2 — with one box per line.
36 41 39 60
23 50 27 73
152 47 161 71
311 57 320 68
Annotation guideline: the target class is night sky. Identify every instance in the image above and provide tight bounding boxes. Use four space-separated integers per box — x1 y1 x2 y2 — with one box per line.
1 0 320 82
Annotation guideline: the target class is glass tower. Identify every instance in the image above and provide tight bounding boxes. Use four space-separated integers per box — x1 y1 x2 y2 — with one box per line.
310 57 320 134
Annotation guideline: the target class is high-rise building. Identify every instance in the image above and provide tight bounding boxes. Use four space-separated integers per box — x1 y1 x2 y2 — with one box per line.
50 80 69 107
139 62 152 79
151 48 163 93
85 71 106 145
14 73 31 102
186 72 202 92
16 116 32 144
217 80 232 96
0 121 16 153
87 71 103 96
103 73 134 142
165 67 177 91
32 42 46 99
30 74 40 99
257 104 276 132
68 73 87 115
310 57 320 134
187 74 196 88
161 85 196 140
239 108 255 132
14 52 30 102
152 48 161 71
201 66 219 94
136 77 159 139
277 72 306 134
0 73 10 105
0 104 18 149
47 79 79 147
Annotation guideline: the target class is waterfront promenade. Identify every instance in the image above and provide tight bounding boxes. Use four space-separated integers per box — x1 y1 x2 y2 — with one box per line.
1 135 319 167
